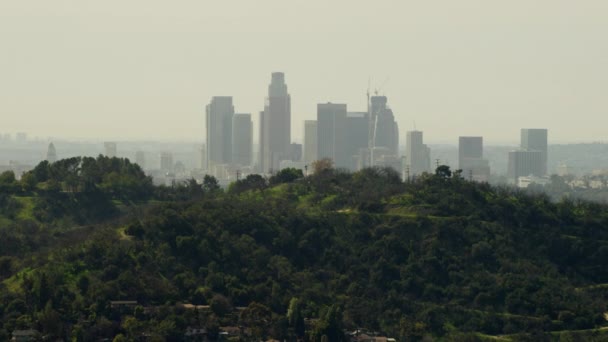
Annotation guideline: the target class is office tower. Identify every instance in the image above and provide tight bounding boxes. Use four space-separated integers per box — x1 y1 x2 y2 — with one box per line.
317 103 347 168
459 136 490 181
288 143 303 162
232 113 253 167
160 152 174 173
135 150 145 170
508 150 543 181
206 96 235 168
521 129 548 175
46 142 57 163
370 96 399 156
303 120 318 166
406 131 431 176
345 112 370 171
260 72 291 173
104 142 117 158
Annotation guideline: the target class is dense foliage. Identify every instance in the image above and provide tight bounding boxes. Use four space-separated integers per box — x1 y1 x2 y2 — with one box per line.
1 160 608 341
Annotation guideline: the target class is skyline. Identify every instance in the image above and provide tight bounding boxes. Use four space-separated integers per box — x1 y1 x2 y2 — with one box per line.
1 1 608 144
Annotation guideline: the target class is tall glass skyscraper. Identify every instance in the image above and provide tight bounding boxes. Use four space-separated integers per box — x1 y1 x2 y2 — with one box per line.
206 96 234 168
259 72 291 173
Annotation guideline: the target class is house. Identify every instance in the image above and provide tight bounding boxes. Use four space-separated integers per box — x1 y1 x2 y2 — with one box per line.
219 326 242 340
11 329 39 342
110 300 138 309
184 327 208 341
346 329 397 342
177 303 211 311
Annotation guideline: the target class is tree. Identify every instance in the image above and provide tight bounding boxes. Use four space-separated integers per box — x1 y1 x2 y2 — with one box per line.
312 158 334 175
210 294 232 317
270 168 303 185
20 172 37 192
311 305 345 342
287 297 305 338
240 302 272 340
435 165 452 179
203 175 221 194
0 171 18 192
229 174 267 194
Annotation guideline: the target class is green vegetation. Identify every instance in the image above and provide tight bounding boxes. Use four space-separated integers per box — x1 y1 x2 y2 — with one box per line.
0 159 608 341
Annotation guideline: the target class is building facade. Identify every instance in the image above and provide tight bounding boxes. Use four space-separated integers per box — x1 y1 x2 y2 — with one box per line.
458 136 490 181
259 72 291 173
232 113 253 167
508 150 543 182
303 120 318 166
317 103 347 168
406 130 431 177
370 96 399 156
521 128 548 175
206 96 235 168
345 112 370 171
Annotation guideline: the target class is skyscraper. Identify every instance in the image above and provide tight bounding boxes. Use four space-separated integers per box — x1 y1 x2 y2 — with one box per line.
317 103 347 168
104 142 117 158
521 129 548 175
370 96 399 156
206 96 235 168
345 112 370 171
508 150 543 181
459 136 490 181
259 72 291 173
46 142 57 163
406 131 431 177
303 120 318 166
232 113 253 167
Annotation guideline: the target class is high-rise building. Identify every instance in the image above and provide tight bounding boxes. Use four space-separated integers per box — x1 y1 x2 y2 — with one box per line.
345 112 370 171
406 131 431 177
232 113 253 167
206 96 235 168
288 143 303 162
46 142 57 163
259 72 291 173
508 150 543 181
317 103 347 168
303 120 318 166
160 151 174 173
521 129 548 175
458 136 490 181
135 150 145 170
104 142 117 158
370 96 399 156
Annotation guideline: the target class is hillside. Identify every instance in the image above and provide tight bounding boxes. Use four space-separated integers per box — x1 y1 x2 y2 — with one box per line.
1 162 608 341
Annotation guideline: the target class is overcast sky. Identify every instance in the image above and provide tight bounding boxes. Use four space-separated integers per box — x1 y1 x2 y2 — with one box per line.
1 0 607 144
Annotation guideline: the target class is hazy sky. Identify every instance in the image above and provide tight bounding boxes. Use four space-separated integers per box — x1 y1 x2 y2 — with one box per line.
1 0 607 144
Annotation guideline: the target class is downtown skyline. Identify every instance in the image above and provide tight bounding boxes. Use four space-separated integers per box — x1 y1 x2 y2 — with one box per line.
1 1 607 144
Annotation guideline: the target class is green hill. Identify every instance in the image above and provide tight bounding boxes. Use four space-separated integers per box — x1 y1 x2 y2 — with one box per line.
1 162 608 341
